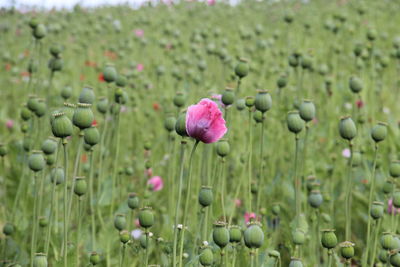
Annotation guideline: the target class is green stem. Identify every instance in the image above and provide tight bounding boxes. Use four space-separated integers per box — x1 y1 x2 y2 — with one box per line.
256 117 265 212
248 109 253 213
232 246 237 267
76 198 82 267
62 140 68 267
220 158 226 222
345 141 354 240
145 232 149 267
110 107 121 215
30 172 39 267
120 244 126 267
327 250 332 267
88 150 96 251
294 135 300 225
370 219 381 267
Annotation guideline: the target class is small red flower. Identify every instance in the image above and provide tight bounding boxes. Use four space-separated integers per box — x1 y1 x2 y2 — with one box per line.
153 102 160 111
361 179 368 184
21 71 30 77
98 73 105 82
356 99 364 109
92 119 98 127
81 154 88 163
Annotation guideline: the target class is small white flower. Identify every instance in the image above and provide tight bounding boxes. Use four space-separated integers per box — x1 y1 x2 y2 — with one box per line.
131 229 142 239
183 253 189 258
177 224 183 230
148 232 154 237
203 241 209 246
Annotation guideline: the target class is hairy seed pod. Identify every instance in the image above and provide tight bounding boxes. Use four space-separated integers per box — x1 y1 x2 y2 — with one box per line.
213 221 230 248
244 222 264 248
321 229 337 249
139 207 154 228
339 116 357 141
198 186 213 207
287 111 304 134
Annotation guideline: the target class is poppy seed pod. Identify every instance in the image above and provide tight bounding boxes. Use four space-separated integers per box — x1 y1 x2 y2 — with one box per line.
292 229 305 245
28 151 45 172
308 190 323 208
39 216 48 228
116 75 127 87
229 225 242 243
74 177 87 196
90 252 100 265
84 126 100 146
252 111 263 123
287 111 304 134
33 253 47 267
277 75 288 88
236 99 246 111
120 230 130 244
390 161 400 178
175 112 188 137
371 122 387 143
41 137 57 155
139 207 154 228
213 221 230 248
48 57 63 72
234 58 249 79
379 249 388 263
391 251 400 267
173 92 185 108
289 258 303 267
34 99 46 118
299 99 315 122
46 152 56 165
114 214 127 231
255 90 272 113
339 116 357 140
164 115 176 132
352 151 362 167
244 222 264 249
371 201 384 219
97 97 108 114
383 180 394 194
79 86 95 104
128 193 140 210
62 103 75 120
199 247 213 266
198 186 213 207
321 229 337 249
349 76 363 93
21 106 32 121
221 87 235 106
216 139 230 157
33 24 46 39
0 144 8 157
114 89 128 105
381 232 395 250
103 64 117 83
72 103 94 130
139 234 148 249
50 167 64 185
51 112 73 138
49 44 62 57
339 241 355 259
3 222 14 236
245 96 255 108
27 95 39 112
61 86 72 100
393 192 400 208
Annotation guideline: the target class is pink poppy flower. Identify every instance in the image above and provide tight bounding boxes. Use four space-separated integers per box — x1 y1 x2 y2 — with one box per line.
388 198 400 215
207 0 216 5
186 98 227 143
342 148 351 158
356 99 364 109
147 176 164 191
134 29 144 38
235 199 242 207
244 212 256 223
6 120 14 129
211 94 225 108
136 64 144 72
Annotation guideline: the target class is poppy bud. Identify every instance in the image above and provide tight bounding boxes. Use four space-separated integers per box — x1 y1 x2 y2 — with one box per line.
79 86 95 104
61 86 72 100
216 139 230 157
164 115 176 132
349 76 363 93
308 190 323 208
120 230 130 244
103 64 117 83
277 75 288 88
114 214 127 231
41 137 57 155
255 90 272 113
173 92 185 108
21 106 32 121
33 253 47 267
3 222 14 236
292 229 305 245
128 193 139 210
299 99 315 122
381 232 395 250
321 229 337 249
139 234 148 249
73 103 94 130
0 144 8 157
29 151 45 172
221 87 235 106
371 122 387 143
48 57 63 72
199 247 213 266
212 221 230 248
39 216 48 228
339 116 357 140
234 58 249 79
175 111 188 137
244 221 264 249
51 112 73 138
339 241 355 259
89 252 100 265
236 99 246 111
390 161 400 178
139 207 154 228
74 177 87 197
84 126 100 146
289 258 303 267
116 75 127 87
229 225 242 243
50 167 64 185
383 180 394 194
287 111 304 134
371 201 384 219
114 89 128 104
198 186 213 207
33 24 46 39
245 96 255 108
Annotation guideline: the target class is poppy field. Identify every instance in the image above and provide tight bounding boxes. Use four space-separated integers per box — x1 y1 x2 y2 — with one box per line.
2 0 400 266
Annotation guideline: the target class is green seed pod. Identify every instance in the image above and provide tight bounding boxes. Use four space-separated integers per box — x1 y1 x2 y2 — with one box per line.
299 99 315 122
216 139 230 157
244 222 264 249
229 225 242 243
51 112 73 138
379 249 388 263
61 86 72 100
164 115 176 132
29 151 45 172
29 18 38 29
173 92 185 108
221 87 235 106
213 221 230 248
139 207 154 228
352 151 362 167
39 216 48 228
292 229 305 245
236 99 246 111
3 222 14 236
62 103 75 121
114 88 128 104
199 247 213 266
339 116 357 141
321 229 337 249
144 141 152 151
198 186 213 207
33 24 46 39
340 241 355 259
27 95 39 112
255 90 272 113
89 252 100 265
34 99 46 118
41 137 57 155
33 253 47 267
73 103 94 130
367 28 377 41
120 230 130 244
116 75 127 87
394 192 400 208
103 64 117 83
287 111 304 134
245 96 255 108
84 126 100 146
308 190 323 208
175 111 188 137
289 258 303 267
0 144 8 157
48 57 63 72
50 167 64 185
128 193 139 210
74 177 87 197
371 122 387 143
390 161 400 178
288 55 299 68
139 234 148 249
390 251 400 267
253 110 264 123
383 180 394 194
277 75 288 88
21 106 32 121
114 214 127 231
49 44 62 57
79 86 95 104
381 232 395 250
28 59 38 74
97 97 108 114
349 76 363 93
371 201 384 219
234 58 249 79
